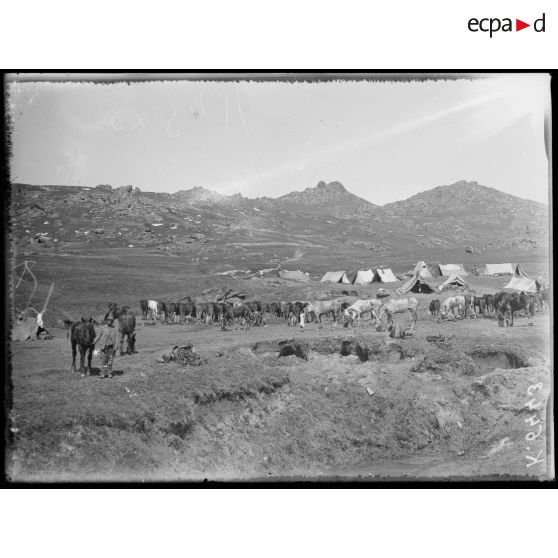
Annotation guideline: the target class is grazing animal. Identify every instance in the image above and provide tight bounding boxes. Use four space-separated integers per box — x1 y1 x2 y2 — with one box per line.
496 292 534 327
292 301 309 324
463 294 475 318
377 297 419 331
222 304 250 329
105 304 137 355
213 302 225 322
70 317 96 375
429 299 441 317
343 299 382 327
441 296 466 318
140 299 148 320
168 302 181 324
473 296 486 317
303 300 341 328
196 302 208 321
281 302 293 321
179 301 196 320
157 301 168 322
484 294 495 314
147 299 158 320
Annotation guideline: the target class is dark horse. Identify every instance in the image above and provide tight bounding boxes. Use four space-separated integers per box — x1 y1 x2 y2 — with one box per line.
496 292 534 327
105 302 137 355
69 317 96 375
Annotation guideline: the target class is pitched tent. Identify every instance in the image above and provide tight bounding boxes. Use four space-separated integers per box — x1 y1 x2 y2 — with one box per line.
396 273 436 295
413 260 434 278
435 263 468 277
513 264 528 278
278 270 310 282
353 269 374 285
480 263 514 275
438 274 469 292
503 276 537 293
320 271 351 284
373 268 398 283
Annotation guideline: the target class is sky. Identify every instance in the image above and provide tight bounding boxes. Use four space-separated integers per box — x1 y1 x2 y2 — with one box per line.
7 74 551 205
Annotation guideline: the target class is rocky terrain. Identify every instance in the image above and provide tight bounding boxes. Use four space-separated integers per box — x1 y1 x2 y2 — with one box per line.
10 180 549 273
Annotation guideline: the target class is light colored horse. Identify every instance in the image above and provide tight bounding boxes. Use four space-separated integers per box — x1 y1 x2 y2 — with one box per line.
441 295 466 318
303 300 342 328
378 297 419 331
147 299 158 320
344 299 382 327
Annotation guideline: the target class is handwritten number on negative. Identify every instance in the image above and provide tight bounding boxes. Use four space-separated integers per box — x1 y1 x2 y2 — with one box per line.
525 398 542 411
525 424 543 441
527 383 543 396
525 414 541 427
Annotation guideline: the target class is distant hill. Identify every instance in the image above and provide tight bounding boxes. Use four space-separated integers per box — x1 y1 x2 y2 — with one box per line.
381 180 547 217
10 180 549 271
266 181 379 219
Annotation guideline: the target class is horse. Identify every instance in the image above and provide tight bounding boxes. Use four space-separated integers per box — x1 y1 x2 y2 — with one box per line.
105 303 137 355
463 293 475 318
147 299 158 320
377 297 418 331
441 296 466 319
484 293 495 315
303 300 341 328
429 299 441 317
139 299 148 320
496 292 534 327
69 317 96 376
473 296 486 318
343 299 382 328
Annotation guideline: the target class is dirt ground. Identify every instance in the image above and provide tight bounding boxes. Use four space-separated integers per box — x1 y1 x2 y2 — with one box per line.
7 291 553 482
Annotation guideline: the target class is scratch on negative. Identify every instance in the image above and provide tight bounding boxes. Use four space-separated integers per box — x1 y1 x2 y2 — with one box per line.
236 89 250 140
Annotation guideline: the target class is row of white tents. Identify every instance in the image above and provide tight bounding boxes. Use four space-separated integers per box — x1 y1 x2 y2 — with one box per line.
319 261 539 293
320 269 399 285
320 262 469 285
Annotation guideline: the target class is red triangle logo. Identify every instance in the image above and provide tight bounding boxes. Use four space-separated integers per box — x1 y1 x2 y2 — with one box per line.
516 19 530 31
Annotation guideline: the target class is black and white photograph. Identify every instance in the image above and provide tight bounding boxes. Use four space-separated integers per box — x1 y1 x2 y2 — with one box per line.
4 72 553 483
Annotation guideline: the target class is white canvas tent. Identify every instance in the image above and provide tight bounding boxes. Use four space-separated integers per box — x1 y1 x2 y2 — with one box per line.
353 269 374 285
513 264 528 278
413 260 434 278
503 276 537 293
480 263 514 275
396 273 437 295
320 271 351 284
438 274 469 292
373 268 398 283
435 263 468 277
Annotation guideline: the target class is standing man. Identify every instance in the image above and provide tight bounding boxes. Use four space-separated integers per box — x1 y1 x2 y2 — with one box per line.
93 316 117 378
36 311 51 339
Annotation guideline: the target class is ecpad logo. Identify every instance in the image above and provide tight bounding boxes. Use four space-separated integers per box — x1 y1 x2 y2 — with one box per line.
468 13 546 37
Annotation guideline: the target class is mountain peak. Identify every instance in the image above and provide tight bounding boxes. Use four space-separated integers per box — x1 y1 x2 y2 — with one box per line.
315 180 347 193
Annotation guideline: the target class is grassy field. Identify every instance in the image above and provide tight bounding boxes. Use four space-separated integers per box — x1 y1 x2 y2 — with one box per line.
8 250 551 482
7 251 553 481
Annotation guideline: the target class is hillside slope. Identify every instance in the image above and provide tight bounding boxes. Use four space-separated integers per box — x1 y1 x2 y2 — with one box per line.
10 180 549 274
